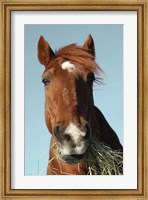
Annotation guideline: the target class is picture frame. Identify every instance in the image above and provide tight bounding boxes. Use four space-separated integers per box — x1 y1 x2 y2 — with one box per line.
0 0 147 199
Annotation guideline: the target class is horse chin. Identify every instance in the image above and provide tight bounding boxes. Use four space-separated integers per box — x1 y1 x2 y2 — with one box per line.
59 152 86 164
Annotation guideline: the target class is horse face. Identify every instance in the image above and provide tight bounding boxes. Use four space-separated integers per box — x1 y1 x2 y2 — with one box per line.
42 62 95 163
38 35 97 163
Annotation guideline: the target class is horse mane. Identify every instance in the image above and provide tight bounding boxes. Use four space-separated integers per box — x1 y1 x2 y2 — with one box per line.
55 44 102 79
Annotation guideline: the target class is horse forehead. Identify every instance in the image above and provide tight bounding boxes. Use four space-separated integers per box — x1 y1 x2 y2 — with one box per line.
61 61 76 72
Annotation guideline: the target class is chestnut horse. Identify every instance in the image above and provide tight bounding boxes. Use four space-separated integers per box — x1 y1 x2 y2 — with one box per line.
37 34 123 175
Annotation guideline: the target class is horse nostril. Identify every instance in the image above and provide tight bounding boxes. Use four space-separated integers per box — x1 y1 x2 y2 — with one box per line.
83 123 91 140
53 124 72 142
54 124 60 133
53 123 62 139
63 134 71 142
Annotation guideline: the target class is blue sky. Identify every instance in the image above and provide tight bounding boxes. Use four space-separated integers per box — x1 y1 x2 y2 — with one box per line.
24 24 123 175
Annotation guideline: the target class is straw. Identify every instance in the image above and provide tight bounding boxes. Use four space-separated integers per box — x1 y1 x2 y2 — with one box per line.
85 137 123 175
49 137 123 175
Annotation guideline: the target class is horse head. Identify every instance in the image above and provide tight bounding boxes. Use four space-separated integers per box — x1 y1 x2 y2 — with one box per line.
37 35 101 164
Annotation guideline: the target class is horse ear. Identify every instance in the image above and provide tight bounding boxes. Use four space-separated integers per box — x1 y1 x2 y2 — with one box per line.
37 36 55 67
83 34 95 57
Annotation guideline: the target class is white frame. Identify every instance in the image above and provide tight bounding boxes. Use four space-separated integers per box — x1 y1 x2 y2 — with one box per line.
11 11 137 189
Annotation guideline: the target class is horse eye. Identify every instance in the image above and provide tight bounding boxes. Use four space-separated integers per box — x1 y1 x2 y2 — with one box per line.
42 77 50 86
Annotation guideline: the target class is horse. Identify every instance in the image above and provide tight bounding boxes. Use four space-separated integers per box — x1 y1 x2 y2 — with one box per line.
37 34 123 175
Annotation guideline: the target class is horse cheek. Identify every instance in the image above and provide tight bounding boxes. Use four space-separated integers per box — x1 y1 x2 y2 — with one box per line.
45 112 52 134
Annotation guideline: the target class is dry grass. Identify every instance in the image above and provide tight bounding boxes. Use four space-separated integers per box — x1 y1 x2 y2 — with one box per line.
86 137 123 175
50 137 123 175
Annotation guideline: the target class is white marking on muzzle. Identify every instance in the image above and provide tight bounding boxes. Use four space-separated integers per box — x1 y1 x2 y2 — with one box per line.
65 123 85 143
59 123 87 156
61 61 76 72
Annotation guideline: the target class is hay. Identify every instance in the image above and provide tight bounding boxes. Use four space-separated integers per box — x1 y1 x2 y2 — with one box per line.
51 137 123 175
86 137 123 175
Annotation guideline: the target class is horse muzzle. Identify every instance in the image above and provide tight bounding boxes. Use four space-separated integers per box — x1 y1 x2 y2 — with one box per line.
53 121 91 164
53 122 91 143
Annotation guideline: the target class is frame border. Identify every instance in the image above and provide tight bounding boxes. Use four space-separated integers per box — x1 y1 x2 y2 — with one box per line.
0 0 147 199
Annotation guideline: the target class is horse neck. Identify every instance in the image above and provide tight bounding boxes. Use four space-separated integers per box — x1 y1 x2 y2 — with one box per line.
88 106 101 140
